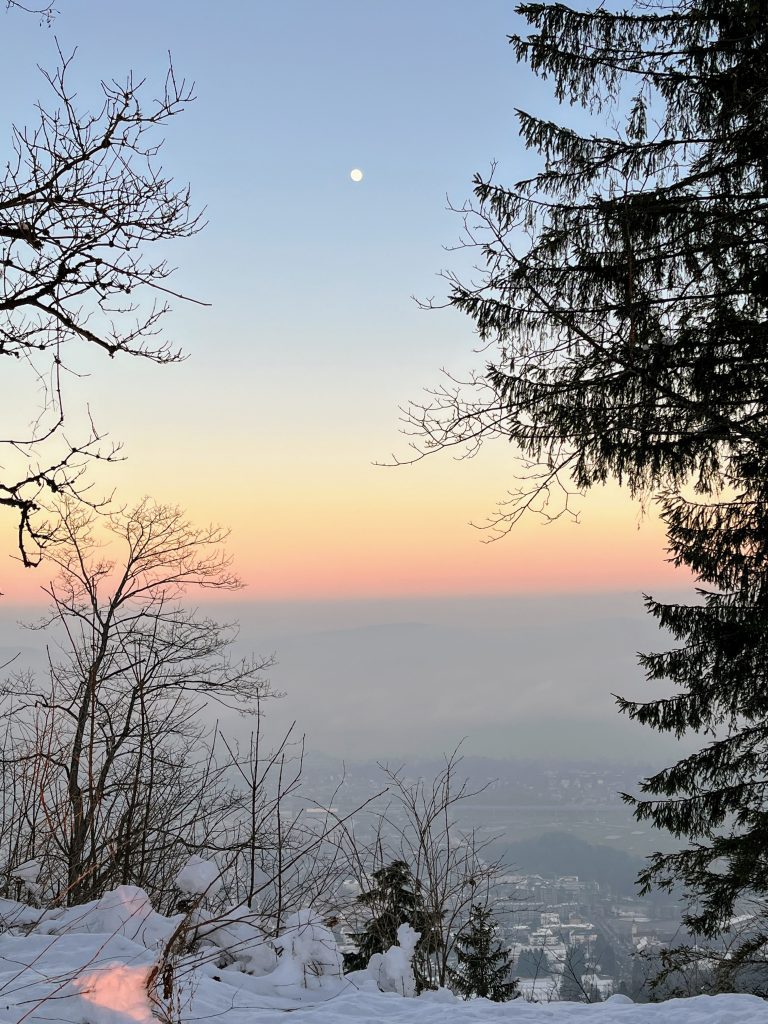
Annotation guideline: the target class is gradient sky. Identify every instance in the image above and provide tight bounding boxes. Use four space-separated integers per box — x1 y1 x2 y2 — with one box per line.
0 2 698 765
0 1 684 604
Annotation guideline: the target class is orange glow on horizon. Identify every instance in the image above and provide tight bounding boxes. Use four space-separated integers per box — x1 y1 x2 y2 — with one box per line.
0 484 688 606
0 434 693 608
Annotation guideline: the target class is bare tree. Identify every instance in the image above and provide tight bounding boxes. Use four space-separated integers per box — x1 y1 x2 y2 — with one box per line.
1 16 202 571
0 499 273 906
343 748 507 990
5 1 56 21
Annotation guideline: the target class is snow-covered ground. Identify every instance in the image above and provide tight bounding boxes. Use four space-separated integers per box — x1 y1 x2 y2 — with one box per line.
0 883 763 1024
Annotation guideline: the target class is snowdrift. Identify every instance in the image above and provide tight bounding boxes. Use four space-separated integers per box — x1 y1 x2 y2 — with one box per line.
0 884 763 1024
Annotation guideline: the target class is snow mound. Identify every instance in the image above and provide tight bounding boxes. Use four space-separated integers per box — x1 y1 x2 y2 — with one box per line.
271 908 344 990
35 885 181 948
368 921 421 997
10 859 41 890
175 854 222 896
0 886 763 1024
196 903 278 976
74 963 154 1024
0 930 157 1024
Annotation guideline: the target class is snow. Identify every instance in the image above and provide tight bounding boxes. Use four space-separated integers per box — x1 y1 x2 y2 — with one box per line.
365 922 421 997
10 858 40 885
0 886 763 1024
7 859 41 897
195 902 278 976
175 854 222 896
75 964 155 1024
270 909 344 990
517 976 559 1002
35 884 182 947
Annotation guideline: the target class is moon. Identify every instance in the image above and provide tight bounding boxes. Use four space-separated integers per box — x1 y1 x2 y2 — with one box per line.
350 168 364 182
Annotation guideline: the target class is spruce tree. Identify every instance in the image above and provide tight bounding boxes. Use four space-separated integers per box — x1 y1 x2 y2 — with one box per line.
404 0 768 964
408 0 768 515
448 904 518 1001
617 477 768 956
345 860 427 972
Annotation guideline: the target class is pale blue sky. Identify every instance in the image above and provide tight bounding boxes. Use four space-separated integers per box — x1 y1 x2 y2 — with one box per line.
3 0 547 372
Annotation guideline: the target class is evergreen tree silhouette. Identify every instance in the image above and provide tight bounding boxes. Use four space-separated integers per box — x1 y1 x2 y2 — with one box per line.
448 904 518 1001
345 860 428 972
407 0 768 970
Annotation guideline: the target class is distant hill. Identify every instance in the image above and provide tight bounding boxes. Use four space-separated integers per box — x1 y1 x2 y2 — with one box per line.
505 831 644 895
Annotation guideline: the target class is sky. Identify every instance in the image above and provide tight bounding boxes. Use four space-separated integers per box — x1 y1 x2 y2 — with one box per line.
0 0 682 601
0 2 693 761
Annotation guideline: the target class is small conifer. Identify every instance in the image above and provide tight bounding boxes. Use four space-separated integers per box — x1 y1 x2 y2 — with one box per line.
448 904 518 1001
345 860 428 972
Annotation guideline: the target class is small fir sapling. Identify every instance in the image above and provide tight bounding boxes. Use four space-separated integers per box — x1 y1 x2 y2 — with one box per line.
345 860 426 970
448 904 518 1001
